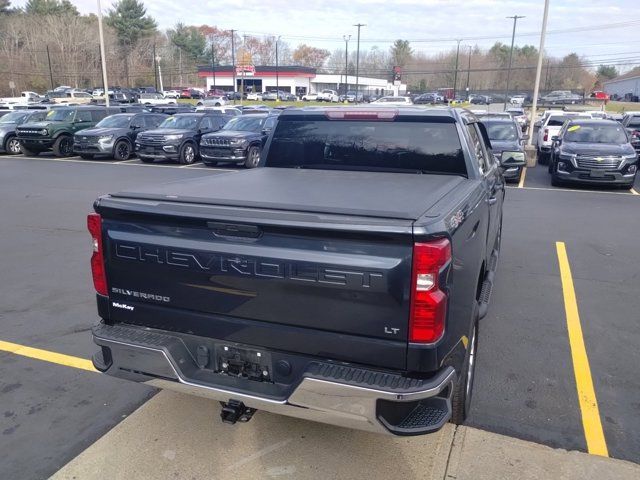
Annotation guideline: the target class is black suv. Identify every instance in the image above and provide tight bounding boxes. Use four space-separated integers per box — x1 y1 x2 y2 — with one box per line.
135 113 227 164
200 113 278 168
549 119 638 189
16 106 122 157
0 110 48 155
73 112 167 160
621 113 640 154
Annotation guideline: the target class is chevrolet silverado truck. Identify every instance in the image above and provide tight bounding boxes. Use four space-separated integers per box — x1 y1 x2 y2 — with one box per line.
89 106 518 435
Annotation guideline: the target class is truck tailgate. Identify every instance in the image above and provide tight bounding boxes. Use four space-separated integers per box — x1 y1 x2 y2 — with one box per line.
97 198 415 369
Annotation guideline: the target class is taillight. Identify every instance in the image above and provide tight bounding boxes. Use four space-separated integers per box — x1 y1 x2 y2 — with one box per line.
409 239 451 343
87 213 107 295
325 109 397 121
543 128 549 142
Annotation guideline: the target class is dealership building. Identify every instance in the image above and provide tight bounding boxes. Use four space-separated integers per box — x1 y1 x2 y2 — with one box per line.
197 65 406 96
603 68 640 100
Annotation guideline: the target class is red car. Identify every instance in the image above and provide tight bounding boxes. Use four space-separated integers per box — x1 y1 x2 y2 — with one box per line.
590 91 610 100
180 88 204 99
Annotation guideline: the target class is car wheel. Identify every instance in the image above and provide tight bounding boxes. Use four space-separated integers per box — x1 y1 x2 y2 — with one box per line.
5 136 22 155
244 145 261 168
113 140 131 160
53 135 74 157
80 153 94 160
179 143 197 164
451 306 479 424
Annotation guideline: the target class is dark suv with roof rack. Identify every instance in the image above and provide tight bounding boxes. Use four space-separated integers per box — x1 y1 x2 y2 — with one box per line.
548 118 638 188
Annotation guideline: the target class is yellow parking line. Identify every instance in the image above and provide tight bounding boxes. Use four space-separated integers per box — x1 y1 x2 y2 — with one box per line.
0 339 96 372
555 242 609 457
518 167 527 188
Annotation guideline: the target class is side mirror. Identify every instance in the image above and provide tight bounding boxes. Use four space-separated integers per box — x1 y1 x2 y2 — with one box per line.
130 124 141 129
499 151 526 168
551 135 559 141
262 128 272 135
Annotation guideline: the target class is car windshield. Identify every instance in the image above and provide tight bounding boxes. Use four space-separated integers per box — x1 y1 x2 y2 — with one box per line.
266 119 467 176
0 111 29 124
96 115 132 128
564 124 628 144
46 109 75 122
485 122 518 141
159 115 200 129
222 116 265 132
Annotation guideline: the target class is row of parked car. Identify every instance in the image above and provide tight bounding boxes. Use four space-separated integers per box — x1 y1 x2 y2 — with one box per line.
0 104 280 168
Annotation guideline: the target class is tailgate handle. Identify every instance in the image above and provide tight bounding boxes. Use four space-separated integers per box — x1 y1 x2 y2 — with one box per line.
208 222 262 239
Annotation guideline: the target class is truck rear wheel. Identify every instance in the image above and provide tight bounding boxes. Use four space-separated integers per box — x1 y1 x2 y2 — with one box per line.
450 308 479 425
53 135 74 157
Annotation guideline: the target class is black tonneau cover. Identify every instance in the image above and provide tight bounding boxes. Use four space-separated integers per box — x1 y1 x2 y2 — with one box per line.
112 168 465 221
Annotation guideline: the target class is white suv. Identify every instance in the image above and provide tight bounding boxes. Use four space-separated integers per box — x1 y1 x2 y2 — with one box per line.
317 89 339 102
536 113 590 164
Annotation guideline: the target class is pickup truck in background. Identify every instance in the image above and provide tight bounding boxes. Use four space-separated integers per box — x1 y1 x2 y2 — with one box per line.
89 106 519 435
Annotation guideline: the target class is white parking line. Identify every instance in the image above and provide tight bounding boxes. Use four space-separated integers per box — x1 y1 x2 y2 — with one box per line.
631 188 639 195
6 156 239 172
506 185 639 197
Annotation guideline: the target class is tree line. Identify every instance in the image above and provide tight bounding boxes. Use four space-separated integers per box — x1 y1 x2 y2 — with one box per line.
0 0 620 96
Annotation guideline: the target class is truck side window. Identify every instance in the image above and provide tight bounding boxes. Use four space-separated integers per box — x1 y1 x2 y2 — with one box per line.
466 124 489 175
76 110 92 122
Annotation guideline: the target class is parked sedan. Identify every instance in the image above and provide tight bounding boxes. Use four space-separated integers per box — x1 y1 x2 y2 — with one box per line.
479 116 527 183
246 92 263 101
548 119 637 188
302 93 318 101
73 112 167 160
196 96 227 107
0 110 48 154
200 113 278 168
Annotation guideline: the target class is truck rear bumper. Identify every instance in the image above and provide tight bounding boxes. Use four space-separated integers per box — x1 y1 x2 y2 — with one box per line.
92 322 455 436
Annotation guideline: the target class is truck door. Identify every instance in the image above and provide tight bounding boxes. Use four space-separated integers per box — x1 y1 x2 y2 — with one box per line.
466 123 503 259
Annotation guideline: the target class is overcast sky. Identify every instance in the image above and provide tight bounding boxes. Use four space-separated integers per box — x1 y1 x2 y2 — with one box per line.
12 0 640 69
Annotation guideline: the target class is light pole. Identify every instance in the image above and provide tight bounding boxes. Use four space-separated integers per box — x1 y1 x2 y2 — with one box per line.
465 46 472 100
504 15 525 109
275 36 281 98
156 56 164 93
343 34 351 98
96 0 109 106
527 0 550 147
353 24 365 103
210 35 216 90
453 39 461 101
230 29 237 101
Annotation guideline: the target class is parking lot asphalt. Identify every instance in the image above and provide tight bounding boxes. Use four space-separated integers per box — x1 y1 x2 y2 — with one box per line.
1 154 639 478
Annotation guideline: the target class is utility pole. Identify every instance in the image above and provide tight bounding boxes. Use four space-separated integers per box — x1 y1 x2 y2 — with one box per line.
353 23 365 103
156 56 164 93
343 34 351 97
544 58 551 92
179 48 183 86
503 15 525 109
466 46 472 100
453 39 461 101
96 0 109 106
230 29 237 100
275 36 281 96
527 0 550 147
46 45 54 89
153 43 158 91
210 36 216 90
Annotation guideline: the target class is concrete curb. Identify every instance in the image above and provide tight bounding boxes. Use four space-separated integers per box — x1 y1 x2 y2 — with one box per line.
52 390 640 480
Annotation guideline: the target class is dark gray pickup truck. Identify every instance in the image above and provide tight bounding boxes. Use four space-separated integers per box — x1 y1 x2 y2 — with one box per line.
88 107 520 435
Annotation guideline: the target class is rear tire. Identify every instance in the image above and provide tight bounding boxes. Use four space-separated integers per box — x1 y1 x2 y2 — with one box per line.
19 144 40 156
5 135 22 154
53 135 74 157
451 306 479 425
